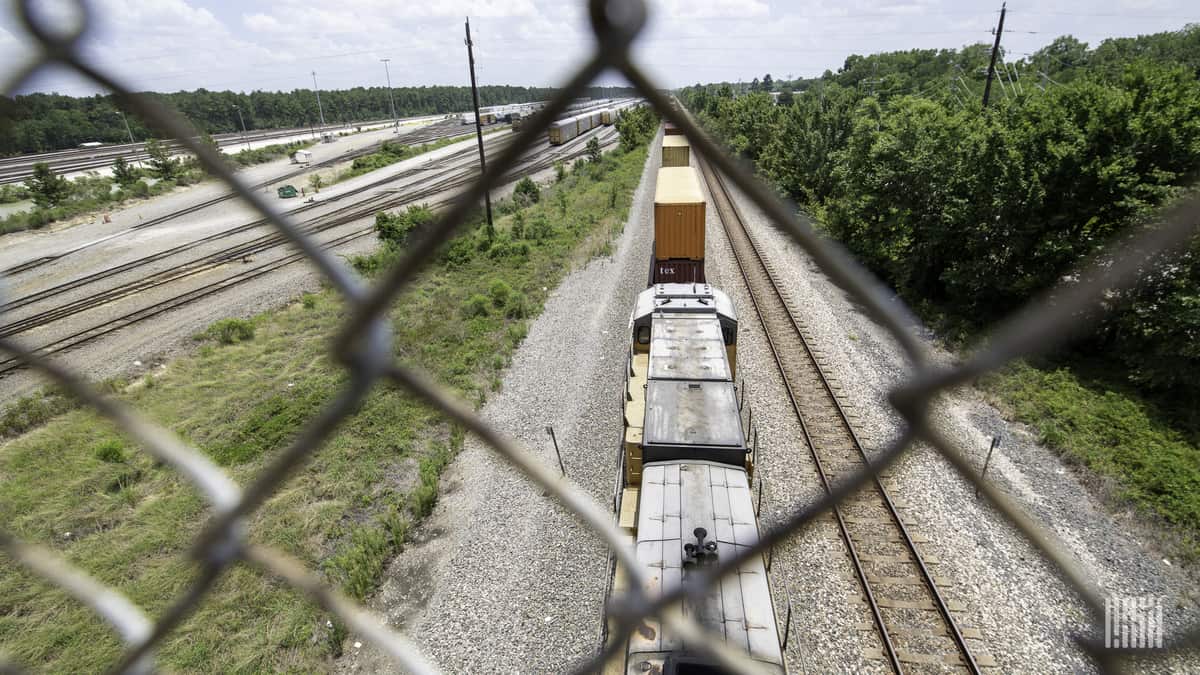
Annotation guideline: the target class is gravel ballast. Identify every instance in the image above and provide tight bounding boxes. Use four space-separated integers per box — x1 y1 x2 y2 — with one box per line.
340 138 1198 674
340 139 660 673
717 174 1199 673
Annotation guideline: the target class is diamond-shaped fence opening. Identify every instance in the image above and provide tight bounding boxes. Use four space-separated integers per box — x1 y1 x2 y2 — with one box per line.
1 0 1198 673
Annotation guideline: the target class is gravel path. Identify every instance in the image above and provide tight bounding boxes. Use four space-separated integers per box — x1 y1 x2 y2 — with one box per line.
339 139 659 674
718 175 1200 673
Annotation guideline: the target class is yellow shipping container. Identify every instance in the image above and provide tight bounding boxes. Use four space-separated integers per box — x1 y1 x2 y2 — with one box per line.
661 135 690 167
653 167 705 260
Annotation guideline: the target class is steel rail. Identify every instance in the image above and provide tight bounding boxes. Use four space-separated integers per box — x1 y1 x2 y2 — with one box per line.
0 127 616 377
698 153 982 673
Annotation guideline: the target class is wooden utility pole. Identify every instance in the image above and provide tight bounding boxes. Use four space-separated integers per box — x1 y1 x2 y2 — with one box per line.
464 16 494 237
982 2 1007 108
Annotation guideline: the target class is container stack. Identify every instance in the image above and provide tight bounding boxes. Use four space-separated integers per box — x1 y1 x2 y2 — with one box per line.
661 135 690 167
651 166 706 284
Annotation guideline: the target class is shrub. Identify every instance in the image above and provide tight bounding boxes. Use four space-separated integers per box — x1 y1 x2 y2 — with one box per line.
555 161 566 182
505 292 529 319
301 293 318 309
375 204 436 248
528 215 553 242
510 211 526 239
93 439 126 463
488 280 512 307
512 176 540 206
462 294 490 318
208 318 255 344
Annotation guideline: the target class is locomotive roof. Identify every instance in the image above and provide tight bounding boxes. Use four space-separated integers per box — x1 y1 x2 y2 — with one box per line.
629 461 784 670
648 316 730 381
643 380 743 448
655 167 704 205
632 283 737 322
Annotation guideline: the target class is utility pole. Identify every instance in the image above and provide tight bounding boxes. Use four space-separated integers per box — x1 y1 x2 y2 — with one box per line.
982 2 1007 109
381 58 399 132
312 70 327 128
233 105 250 150
464 16 493 237
116 110 140 166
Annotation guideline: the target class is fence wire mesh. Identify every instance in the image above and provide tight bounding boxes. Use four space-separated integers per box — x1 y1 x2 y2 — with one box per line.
1 0 1199 672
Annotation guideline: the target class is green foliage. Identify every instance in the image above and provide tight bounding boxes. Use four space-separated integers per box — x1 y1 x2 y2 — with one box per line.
554 161 566 182
488 279 512 307
375 204 435 248
93 439 126 463
987 362 1200 552
615 106 658 153
308 173 323 192
0 86 639 155
0 388 77 438
144 138 180 180
462 294 491 318
111 155 137 186
587 136 602 163
0 184 29 203
512 176 540 206
25 162 69 207
207 318 255 344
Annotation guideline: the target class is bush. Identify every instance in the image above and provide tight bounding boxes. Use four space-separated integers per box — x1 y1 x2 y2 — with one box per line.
554 161 566 182
504 292 529 319
488 279 512 307
93 439 126 463
376 204 436 248
462 294 490 318
510 212 526 239
512 177 540 207
208 318 255 344
528 215 553 242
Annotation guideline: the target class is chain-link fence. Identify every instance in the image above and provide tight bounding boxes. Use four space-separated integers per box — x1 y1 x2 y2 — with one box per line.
2 0 1199 672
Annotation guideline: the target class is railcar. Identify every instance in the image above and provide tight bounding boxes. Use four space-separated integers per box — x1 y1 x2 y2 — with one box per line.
611 282 788 674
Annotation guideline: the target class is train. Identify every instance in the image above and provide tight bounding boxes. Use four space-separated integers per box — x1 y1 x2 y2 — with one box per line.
609 126 788 673
548 99 646 145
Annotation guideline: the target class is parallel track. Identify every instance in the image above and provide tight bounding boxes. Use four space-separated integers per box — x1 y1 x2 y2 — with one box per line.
0 119 471 278
696 154 986 673
0 127 614 378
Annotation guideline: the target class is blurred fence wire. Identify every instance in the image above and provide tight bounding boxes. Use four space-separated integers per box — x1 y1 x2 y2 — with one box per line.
2 0 1199 672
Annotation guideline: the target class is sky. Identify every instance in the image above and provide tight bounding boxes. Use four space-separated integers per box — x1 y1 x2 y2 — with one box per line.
1 0 1198 97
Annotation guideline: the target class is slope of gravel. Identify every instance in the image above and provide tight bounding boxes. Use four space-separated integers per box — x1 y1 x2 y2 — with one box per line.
339 140 659 673
720 176 1200 673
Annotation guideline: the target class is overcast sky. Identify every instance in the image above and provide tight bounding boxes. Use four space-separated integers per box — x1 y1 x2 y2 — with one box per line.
2 0 1197 97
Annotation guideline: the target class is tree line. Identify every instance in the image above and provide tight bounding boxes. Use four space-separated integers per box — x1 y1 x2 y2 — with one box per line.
680 25 1200 404
0 85 637 156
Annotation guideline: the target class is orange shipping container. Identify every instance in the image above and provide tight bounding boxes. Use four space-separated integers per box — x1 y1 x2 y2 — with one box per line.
654 167 705 260
661 134 690 167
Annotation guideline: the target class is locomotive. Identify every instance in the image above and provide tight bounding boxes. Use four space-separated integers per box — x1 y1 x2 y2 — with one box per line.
608 127 788 674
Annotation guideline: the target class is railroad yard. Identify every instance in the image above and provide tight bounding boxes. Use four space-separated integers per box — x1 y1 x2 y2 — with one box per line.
3 3 1200 674
0 117 618 404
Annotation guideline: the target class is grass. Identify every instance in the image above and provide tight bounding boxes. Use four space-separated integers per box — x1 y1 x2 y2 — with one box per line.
983 361 1200 558
0 141 309 237
334 128 506 185
0 141 648 672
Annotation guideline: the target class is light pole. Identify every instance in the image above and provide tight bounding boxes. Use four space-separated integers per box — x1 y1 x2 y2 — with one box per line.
381 58 398 133
312 70 327 128
115 110 140 167
233 105 250 150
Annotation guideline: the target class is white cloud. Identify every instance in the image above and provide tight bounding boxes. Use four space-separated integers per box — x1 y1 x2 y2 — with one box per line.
658 0 769 20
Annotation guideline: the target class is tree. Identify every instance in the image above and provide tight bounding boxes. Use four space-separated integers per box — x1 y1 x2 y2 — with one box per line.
512 176 540 207
586 136 602 163
145 139 179 180
111 156 137 186
308 173 324 192
25 162 69 208
762 73 774 91
375 204 436 248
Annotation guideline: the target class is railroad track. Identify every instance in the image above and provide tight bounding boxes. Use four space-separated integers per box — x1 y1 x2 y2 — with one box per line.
0 119 409 184
0 126 613 378
696 154 993 673
0 119 472 278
